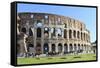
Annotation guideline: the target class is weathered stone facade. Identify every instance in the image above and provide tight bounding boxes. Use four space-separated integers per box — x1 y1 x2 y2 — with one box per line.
17 13 91 56
91 41 97 54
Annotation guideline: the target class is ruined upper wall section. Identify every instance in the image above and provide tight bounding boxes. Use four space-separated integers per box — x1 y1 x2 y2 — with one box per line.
17 12 87 31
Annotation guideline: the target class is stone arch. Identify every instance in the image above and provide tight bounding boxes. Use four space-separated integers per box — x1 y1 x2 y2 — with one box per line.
37 28 41 37
57 28 62 37
43 43 49 54
78 44 80 50
77 31 80 39
88 35 90 42
87 35 89 42
29 28 33 36
81 32 82 40
73 21 76 28
81 44 83 50
87 34 88 42
64 23 67 28
73 30 76 38
85 33 86 41
74 44 77 51
85 34 88 41
52 44 56 52
64 43 68 53
64 29 67 38
44 27 49 38
36 43 41 54
58 43 63 52
80 24 82 30
69 30 72 39
21 27 26 34
84 44 86 50
84 33 85 41
69 44 73 51
27 44 34 53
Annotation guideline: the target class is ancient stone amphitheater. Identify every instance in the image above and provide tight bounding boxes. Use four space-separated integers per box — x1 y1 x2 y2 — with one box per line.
17 13 91 57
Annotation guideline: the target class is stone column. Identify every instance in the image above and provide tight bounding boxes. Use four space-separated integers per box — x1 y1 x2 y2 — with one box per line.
31 27 34 35
84 45 86 53
56 28 58 39
49 43 52 52
82 45 84 53
87 35 89 42
49 28 51 39
79 31 81 40
23 34 28 53
34 21 36 54
62 28 64 38
82 32 83 41
67 29 69 40
71 30 73 39
84 33 85 41
80 44 81 50
62 43 64 52
26 22 29 35
87 45 89 53
83 45 85 51
72 44 74 51
76 44 78 51
41 20 44 54
17 23 20 35
55 43 58 52
31 27 34 53
67 44 70 52
76 30 77 40
19 40 25 53
86 45 88 53
86 34 87 42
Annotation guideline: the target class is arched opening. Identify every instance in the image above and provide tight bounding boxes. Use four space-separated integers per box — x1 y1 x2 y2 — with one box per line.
37 20 42 27
84 33 85 41
81 32 82 40
43 43 49 54
69 30 72 39
27 44 34 53
84 45 87 50
37 28 41 37
51 28 56 38
29 28 33 36
64 23 67 28
44 27 49 38
69 44 73 51
81 44 83 50
74 44 77 51
57 28 62 37
36 43 41 54
21 27 26 34
73 30 76 38
52 44 55 52
84 34 86 41
64 44 68 53
86 34 87 41
78 44 80 50
77 31 80 39
58 43 62 52
64 29 67 38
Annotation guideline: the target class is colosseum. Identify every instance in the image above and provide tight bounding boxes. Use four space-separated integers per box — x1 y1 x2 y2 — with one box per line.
17 13 91 57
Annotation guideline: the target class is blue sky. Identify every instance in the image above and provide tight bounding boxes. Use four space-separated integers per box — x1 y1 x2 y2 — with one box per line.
17 3 96 42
